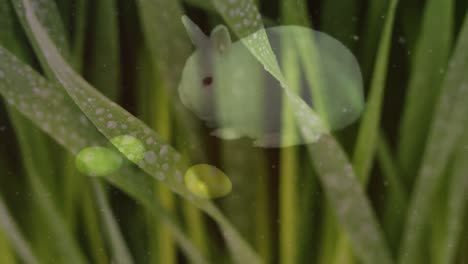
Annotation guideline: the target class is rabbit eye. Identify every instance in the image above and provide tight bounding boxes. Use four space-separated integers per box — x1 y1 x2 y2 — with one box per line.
202 76 213 86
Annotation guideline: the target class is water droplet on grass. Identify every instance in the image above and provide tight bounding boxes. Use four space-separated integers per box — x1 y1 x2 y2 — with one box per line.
75 146 123 177
184 164 232 199
111 135 146 163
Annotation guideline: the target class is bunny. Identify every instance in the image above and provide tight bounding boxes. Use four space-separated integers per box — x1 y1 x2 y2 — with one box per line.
178 16 363 147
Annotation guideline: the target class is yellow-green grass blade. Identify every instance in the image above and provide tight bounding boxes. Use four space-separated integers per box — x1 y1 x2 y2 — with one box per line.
353 0 398 185
9 1 260 262
0 46 208 264
398 0 453 180
399 14 468 264
279 0 310 262
278 46 301 264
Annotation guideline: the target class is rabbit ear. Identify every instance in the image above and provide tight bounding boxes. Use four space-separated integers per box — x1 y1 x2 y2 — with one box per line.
210 25 231 53
182 15 210 48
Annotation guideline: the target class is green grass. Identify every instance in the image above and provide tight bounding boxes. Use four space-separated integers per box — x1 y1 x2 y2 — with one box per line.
0 0 468 263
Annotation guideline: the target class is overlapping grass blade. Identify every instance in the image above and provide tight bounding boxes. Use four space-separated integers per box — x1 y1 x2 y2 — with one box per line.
397 0 453 179
211 1 392 263
10 0 260 262
399 14 468 264
352 0 398 184
0 46 208 264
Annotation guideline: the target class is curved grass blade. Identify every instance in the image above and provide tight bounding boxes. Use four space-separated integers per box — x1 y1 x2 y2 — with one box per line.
309 135 393 264
0 46 208 264
397 0 453 179
13 1 260 262
352 0 398 184
436 129 468 264
0 194 39 264
211 1 392 263
399 14 468 264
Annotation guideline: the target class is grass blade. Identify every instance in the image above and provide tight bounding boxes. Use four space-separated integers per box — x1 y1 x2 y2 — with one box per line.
352 0 398 184
359 0 389 81
92 181 134 264
85 0 120 100
279 1 310 262
397 0 453 179
399 14 468 264
309 135 393 264
0 194 39 264
378 133 407 251
436 129 468 263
